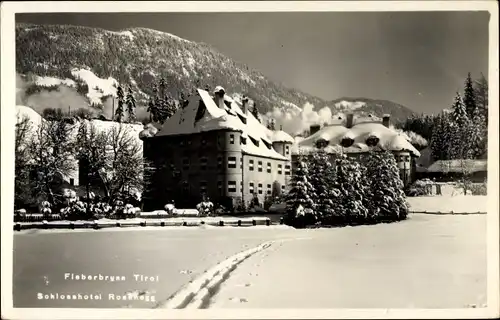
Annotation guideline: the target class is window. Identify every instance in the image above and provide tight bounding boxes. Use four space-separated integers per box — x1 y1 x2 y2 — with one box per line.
240 181 243 193
281 185 286 190
70 178 75 186
404 156 410 162
267 184 272 195
182 158 190 170
278 164 283 175
258 161 263 172
258 183 263 195
285 145 290 156
285 164 291 175
200 181 207 194
217 156 223 170
228 181 237 193
229 134 235 144
217 181 223 195
249 159 254 171
240 157 243 169
240 136 247 145
228 156 237 168
200 157 208 170
267 162 272 173
249 182 255 194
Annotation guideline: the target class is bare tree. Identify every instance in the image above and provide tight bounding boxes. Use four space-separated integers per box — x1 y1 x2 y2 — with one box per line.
15 113 35 209
76 121 109 215
28 118 77 208
98 124 155 205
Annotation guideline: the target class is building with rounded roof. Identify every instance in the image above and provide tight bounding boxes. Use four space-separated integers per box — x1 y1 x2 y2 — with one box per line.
291 113 421 186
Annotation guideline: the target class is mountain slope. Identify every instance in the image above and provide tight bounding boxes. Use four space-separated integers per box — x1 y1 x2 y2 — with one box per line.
15 23 415 123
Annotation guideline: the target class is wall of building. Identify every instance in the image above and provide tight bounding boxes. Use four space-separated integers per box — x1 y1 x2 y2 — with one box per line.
143 130 222 210
143 129 292 211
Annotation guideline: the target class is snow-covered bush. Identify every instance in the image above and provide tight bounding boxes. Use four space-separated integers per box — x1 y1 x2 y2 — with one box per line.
40 201 52 217
60 201 87 220
406 179 433 197
114 202 139 219
196 200 214 216
469 182 487 195
164 203 176 215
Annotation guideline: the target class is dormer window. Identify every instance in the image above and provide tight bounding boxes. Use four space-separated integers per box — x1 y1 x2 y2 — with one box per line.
237 113 247 124
240 136 247 145
315 139 329 149
249 136 259 147
262 139 272 149
341 137 354 148
365 135 380 147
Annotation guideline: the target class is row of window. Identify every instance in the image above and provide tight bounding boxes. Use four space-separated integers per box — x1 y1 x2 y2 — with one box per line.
180 156 291 174
167 181 287 196
216 181 286 195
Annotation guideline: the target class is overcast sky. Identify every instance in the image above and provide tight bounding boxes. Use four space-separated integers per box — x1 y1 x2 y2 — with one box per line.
17 11 489 113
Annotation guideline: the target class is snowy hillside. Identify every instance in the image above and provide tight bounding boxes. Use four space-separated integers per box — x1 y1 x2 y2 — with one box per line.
16 23 415 123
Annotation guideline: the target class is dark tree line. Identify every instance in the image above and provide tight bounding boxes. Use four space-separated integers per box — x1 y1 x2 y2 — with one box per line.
397 73 488 161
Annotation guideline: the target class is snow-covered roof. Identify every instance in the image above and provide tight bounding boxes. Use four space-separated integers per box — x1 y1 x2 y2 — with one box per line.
268 130 295 143
156 89 288 160
293 121 421 157
15 105 143 146
16 105 45 127
427 160 487 173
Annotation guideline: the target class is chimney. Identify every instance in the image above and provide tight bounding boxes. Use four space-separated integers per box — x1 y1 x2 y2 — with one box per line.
382 114 391 128
213 86 225 109
280 125 283 131
242 95 249 113
346 113 354 128
310 124 321 136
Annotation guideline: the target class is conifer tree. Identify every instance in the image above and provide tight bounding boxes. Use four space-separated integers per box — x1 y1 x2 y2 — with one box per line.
267 118 276 130
451 92 469 126
283 153 316 227
450 92 472 159
463 72 477 118
125 86 136 122
473 73 488 158
430 113 446 161
364 152 408 222
115 86 125 123
330 155 368 225
251 102 261 123
308 151 336 223
474 73 488 126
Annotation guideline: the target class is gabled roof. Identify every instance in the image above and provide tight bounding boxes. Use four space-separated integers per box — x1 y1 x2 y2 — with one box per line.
293 121 421 157
427 160 487 173
156 89 288 160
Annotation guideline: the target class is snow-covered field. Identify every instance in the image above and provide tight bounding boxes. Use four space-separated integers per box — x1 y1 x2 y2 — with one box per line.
407 196 487 213
209 213 487 309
